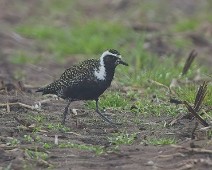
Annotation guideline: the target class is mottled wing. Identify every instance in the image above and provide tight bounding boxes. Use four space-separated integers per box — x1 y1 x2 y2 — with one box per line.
59 59 98 87
57 59 100 99
36 59 99 95
58 73 104 100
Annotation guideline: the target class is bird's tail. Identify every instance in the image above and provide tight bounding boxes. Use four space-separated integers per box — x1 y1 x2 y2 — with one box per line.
36 80 61 95
35 88 44 93
35 87 49 95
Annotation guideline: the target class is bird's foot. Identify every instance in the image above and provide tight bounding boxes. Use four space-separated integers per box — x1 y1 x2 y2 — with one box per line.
96 109 122 127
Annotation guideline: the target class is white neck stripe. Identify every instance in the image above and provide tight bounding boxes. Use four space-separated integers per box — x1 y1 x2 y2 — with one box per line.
94 50 121 80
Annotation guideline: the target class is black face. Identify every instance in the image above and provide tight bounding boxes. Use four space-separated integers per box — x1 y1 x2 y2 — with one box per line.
103 49 128 67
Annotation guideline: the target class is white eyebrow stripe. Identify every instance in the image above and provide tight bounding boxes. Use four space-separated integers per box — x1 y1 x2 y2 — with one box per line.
118 55 122 59
100 50 118 65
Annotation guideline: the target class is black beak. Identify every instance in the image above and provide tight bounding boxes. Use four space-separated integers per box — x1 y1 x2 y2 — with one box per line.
118 59 128 66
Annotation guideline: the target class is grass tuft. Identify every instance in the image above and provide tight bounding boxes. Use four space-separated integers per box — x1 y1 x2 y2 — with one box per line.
108 132 137 146
86 92 129 110
147 137 176 145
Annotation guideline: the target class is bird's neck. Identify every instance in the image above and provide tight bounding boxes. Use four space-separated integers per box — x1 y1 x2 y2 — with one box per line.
104 64 116 81
94 60 116 82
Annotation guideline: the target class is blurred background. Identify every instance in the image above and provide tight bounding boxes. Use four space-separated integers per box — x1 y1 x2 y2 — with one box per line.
0 0 212 86
1 1 212 169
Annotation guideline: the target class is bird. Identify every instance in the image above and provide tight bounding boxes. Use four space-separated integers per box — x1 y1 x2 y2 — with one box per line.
36 49 128 125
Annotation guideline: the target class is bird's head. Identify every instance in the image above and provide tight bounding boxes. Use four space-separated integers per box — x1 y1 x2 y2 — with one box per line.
100 49 128 67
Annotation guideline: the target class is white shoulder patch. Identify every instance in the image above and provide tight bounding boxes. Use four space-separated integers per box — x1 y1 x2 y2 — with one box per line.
94 65 106 80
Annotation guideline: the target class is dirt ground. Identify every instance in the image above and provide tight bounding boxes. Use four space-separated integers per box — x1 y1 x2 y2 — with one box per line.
0 62 211 170
0 0 212 170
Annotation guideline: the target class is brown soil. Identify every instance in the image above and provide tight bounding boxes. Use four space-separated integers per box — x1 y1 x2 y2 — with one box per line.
0 64 211 170
0 0 212 170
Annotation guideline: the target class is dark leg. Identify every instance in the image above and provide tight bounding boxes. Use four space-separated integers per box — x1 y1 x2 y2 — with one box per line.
95 99 121 126
62 101 71 125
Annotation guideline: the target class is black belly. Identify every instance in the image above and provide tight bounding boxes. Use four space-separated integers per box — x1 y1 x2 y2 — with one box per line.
61 81 110 101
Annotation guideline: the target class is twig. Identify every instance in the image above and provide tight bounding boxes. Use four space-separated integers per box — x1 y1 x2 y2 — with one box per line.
148 79 170 90
6 101 10 112
169 112 185 126
0 102 41 111
182 50 197 76
199 126 211 131
171 144 212 154
23 145 50 154
65 131 82 136
183 101 209 127
200 109 212 119
37 99 52 104
156 152 185 159
72 109 79 127
55 135 58 145
169 82 209 127
194 81 207 112
191 121 199 139
148 79 176 94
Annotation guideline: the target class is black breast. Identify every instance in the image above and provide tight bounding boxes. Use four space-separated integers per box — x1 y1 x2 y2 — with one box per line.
61 80 110 101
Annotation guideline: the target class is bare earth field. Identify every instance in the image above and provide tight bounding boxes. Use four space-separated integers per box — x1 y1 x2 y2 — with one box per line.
0 62 211 170
0 0 212 170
